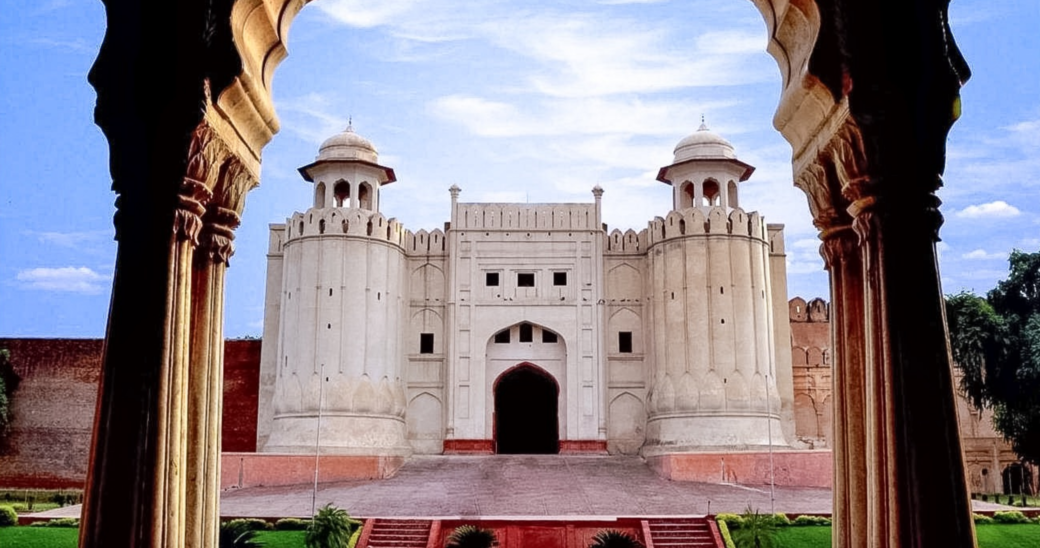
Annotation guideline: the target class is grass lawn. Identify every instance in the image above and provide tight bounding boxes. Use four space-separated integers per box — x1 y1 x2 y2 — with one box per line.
765 524 1040 548
0 527 78 548
256 530 307 547
976 524 1040 548
775 526 831 547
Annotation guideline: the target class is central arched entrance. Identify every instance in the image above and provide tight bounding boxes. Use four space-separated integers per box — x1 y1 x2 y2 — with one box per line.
494 364 559 454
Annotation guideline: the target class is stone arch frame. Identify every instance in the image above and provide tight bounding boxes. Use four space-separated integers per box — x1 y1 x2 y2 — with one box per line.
359 181 373 210
333 179 350 207
679 180 694 209
701 178 721 207
80 1 974 545
314 181 326 208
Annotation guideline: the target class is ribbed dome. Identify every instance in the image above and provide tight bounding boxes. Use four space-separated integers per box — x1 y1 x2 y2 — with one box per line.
317 124 379 163
673 122 737 163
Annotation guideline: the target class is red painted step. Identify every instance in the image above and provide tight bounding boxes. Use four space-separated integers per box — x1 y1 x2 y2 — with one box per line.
361 518 433 548
646 517 721 548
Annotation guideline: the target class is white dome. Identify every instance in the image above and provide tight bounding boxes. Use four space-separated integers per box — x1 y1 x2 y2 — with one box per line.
317 125 379 163
673 122 737 163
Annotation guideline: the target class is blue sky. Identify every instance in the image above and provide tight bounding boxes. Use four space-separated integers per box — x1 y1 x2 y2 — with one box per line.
1 0 1037 338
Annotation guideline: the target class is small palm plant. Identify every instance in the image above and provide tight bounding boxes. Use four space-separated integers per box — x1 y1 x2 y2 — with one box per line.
589 529 644 548
731 506 778 548
219 520 264 548
445 524 498 548
306 504 362 548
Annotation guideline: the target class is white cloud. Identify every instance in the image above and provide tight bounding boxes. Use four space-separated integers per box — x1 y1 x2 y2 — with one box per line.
315 0 426 28
275 93 349 145
961 249 1007 260
16 267 110 294
429 95 737 138
30 230 109 248
955 201 1021 219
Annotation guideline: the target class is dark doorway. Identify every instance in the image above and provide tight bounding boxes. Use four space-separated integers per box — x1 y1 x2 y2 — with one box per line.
494 364 559 454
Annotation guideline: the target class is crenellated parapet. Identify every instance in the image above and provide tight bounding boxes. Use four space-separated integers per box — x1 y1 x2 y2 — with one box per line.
643 207 769 247
455 203 600 231
604 228 648 254
404 228 447 256
283 208 407 248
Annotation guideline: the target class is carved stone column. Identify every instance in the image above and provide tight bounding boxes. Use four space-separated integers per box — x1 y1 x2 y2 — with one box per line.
83 0 286 544
185 134 253 548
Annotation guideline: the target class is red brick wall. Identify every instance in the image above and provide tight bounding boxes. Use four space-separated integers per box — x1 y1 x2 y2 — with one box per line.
0 339 102 489
0 338 261 488
222 340 260 452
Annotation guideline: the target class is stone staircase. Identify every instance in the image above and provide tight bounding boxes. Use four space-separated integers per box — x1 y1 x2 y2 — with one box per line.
360 518 434 548
644 517 721 548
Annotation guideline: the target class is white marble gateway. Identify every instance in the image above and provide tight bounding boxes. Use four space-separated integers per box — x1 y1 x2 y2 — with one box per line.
256 122 795 458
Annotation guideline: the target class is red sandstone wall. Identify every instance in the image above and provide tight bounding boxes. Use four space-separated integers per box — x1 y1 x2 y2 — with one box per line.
788 298 833 447
0 338 261 488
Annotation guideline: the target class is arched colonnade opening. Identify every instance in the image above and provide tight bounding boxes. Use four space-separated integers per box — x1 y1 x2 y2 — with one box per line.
80 1 976 546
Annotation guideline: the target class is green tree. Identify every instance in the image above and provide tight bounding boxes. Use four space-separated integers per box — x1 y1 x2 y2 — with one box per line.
305 504 361 548
445 525 497 548
589 529 643 548
945 250 1040 465
730 506 777 548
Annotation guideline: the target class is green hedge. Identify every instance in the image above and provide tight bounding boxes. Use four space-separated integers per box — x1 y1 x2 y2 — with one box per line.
0 506 17 527
716 519 736 548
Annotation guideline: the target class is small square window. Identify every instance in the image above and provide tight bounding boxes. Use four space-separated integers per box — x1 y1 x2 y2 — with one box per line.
519 323 533 343
542 330 558 343
618 332 633 353
420 333 434 354
553 272 567 286
486 272 499 286
517 272 535 287
494 330 510 344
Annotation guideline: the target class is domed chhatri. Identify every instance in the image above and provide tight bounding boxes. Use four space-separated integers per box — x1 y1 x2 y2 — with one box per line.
317 123 379 163
672 121 737 162
657 121 755 211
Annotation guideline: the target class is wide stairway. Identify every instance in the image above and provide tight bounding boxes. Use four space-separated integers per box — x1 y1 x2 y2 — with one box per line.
361 518 432 548
645 517 720 547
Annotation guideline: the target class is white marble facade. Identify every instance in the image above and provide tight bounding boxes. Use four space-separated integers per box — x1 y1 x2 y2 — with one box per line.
256 123 795 457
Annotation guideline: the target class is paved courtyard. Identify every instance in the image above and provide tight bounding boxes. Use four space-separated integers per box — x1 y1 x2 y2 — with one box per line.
220 454 833 518
29 454 1021 521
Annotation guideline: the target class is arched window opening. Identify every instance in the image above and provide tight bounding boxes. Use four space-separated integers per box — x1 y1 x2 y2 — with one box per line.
359 182 373 210
727 180 739 209
341 220 348 234
679 219 686 235
702 180 720 206
334 180 350 207
680 181 694 209
314 182 326 208
318 219 325 234
366 220 373 236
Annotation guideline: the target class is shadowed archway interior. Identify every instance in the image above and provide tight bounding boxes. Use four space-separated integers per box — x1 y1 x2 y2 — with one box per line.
494 364 560 454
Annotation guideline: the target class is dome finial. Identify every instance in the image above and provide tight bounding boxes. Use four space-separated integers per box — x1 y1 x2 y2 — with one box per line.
346 116 354 133
698 114 709 132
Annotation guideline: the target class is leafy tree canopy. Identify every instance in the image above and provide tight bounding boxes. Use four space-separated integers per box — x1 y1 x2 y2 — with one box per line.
946 250 1040 465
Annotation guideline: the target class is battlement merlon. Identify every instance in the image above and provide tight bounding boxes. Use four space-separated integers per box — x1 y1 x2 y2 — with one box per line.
448 186 605 232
